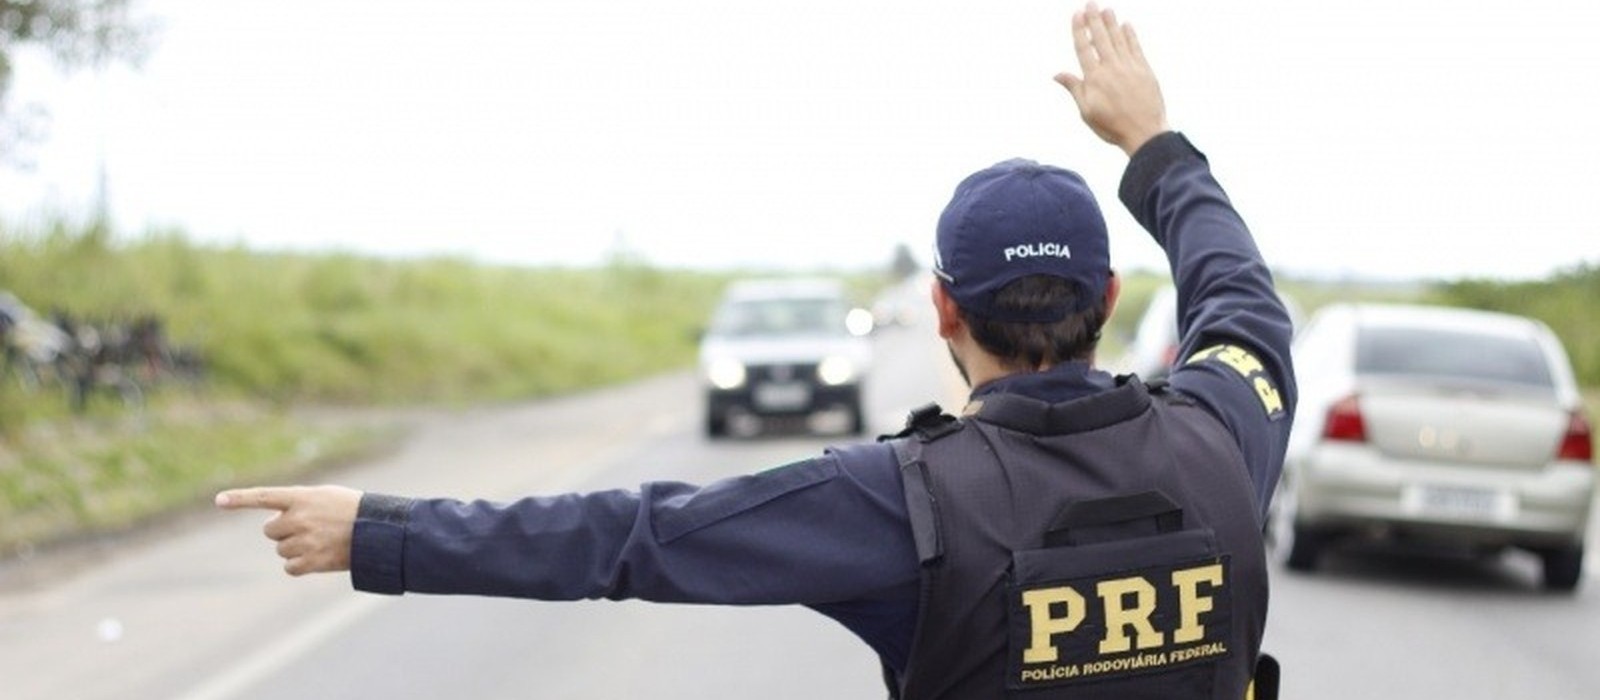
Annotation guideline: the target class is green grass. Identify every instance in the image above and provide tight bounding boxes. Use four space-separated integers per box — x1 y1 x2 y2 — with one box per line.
0 396 384 557
0 221 895 555
0 224 733 406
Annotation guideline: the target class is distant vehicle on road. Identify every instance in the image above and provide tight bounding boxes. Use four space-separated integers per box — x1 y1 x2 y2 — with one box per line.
1275 303 1594 591
1118 283 1182 379
1117 283 1302 380
698 278 874 438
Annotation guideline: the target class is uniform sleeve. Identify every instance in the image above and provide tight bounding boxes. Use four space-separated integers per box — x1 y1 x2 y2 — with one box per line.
348 443 920 607
1118 132 1298 518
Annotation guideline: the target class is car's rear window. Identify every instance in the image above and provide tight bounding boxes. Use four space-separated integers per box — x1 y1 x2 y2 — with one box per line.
1356 325 1553 387
711 298 847 337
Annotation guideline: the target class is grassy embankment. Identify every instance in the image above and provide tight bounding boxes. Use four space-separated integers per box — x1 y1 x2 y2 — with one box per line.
3 222 1594 557
0 224 752 557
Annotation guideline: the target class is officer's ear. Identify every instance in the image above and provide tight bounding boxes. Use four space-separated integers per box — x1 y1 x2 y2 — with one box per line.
930 280 965 340
1102 270 1121 324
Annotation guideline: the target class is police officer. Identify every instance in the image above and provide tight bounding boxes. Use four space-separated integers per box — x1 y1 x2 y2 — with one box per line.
219 5 1295 698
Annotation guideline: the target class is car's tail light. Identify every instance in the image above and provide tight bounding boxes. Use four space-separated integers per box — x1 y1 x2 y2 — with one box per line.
1557 410 1594 463
1323 394 1367 442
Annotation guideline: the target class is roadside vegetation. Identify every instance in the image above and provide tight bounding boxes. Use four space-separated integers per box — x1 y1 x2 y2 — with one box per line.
1 224 733 404
0 223 744 557
1428 264 1600 387
0 401 383 556
3 222 1595 558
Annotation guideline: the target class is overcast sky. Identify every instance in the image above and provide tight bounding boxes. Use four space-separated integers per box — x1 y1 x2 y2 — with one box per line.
2 0 1596 280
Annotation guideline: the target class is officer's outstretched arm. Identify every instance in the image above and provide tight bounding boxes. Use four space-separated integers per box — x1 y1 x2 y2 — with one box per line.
1053 3 1169 157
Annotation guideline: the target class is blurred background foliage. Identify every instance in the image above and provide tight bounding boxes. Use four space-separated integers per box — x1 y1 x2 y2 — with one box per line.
4 0 1594 571
1 219 1595 558
1428 263 1600 388
1 0 153 156
1 221 733 408
0 222 738 555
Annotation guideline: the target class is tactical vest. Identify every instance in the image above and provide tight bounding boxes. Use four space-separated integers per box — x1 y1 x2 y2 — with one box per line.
885 377 1268 699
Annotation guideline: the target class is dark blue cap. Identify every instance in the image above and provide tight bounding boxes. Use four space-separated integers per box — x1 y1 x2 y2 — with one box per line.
932 158 1110 322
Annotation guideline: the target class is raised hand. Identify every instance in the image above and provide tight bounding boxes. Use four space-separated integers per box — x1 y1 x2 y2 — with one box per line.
1053 3 1170 156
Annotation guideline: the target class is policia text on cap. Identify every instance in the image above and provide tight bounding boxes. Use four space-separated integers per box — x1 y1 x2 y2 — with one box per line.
218 4 1296 698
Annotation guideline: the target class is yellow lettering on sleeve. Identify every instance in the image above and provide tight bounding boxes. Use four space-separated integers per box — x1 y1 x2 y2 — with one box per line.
1187 344 1284 419
1218 346 1264 376
1253 377 1284 417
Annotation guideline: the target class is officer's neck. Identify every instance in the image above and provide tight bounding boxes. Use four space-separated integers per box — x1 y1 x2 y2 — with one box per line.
957 349 1098 394
961 353 1012 392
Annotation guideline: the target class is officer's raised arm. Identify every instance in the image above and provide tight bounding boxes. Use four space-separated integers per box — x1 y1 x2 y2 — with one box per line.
1056 3 1296 514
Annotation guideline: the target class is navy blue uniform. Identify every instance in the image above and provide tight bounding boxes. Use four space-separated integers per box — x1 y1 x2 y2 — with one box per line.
349 132 1296 684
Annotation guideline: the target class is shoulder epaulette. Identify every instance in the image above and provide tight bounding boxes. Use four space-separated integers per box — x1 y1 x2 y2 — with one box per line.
879 402 961 442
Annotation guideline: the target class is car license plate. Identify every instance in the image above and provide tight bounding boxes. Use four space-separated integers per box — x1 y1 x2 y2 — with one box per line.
1402 484 1516 522
753 382 810 410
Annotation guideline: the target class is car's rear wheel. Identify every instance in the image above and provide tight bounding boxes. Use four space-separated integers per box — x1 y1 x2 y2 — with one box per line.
1539 544 1584 592
1284 522 1327 572
1268 474 1325 571
705 409 728 439
848 400 866 435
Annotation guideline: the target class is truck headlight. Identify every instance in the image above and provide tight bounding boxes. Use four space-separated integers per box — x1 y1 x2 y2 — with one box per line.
817 356 857 386
706 359 747 390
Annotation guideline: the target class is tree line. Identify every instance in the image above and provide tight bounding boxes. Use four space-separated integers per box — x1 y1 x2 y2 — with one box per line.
1429 263 1600 387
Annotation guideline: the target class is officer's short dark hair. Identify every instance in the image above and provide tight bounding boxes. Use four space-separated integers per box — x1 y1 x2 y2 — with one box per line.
965 274 1106 370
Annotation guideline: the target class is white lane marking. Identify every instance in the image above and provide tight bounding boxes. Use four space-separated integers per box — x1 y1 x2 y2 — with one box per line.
173 594 390 700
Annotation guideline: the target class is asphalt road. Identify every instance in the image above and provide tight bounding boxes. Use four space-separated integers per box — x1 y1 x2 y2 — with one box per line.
1265 529 1600 699
2 295 1597 699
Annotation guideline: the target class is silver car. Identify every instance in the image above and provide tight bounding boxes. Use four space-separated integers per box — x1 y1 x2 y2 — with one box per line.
698 278 874 438
1276 303 1594 591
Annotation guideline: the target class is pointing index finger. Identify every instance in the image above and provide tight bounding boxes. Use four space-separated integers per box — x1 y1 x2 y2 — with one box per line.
216 487 296 511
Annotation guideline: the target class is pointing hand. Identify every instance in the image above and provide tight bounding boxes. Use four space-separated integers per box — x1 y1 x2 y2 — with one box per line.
216 485 363 576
